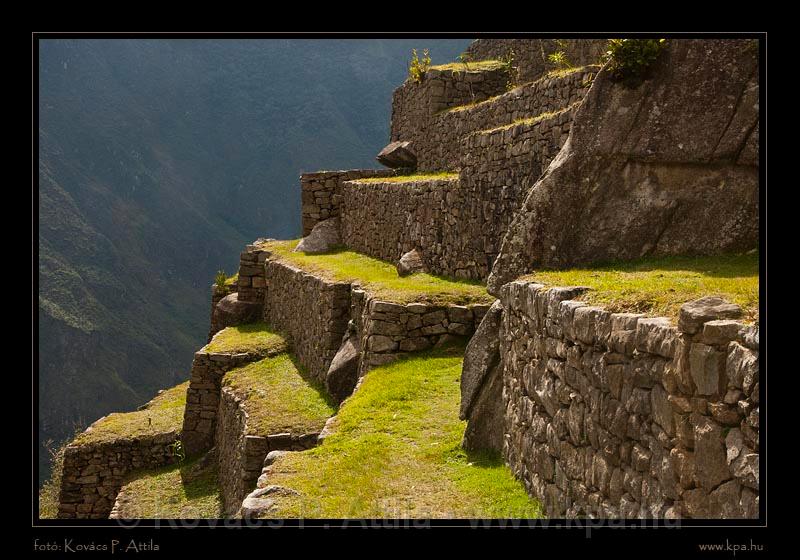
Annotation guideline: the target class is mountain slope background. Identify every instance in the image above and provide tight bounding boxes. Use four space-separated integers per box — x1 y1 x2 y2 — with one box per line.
37 38 471 483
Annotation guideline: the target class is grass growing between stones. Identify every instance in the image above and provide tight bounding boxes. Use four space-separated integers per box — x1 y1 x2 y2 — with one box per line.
260 344 541 518
351 172 458 184
264 240 493 306
222 354 336 436
480 103 579 134
524 251 759 322
112 456 222 518
204 322 287 355
72 381 188 446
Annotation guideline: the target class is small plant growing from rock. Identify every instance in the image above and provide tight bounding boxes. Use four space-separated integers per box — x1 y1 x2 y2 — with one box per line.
500 49 519 90
215 269 227 291
169 439 186 463
408 49 431 83
604 38 667 86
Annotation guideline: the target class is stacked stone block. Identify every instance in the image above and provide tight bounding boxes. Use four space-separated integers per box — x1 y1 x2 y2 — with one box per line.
498 281 759 518
208 281 237 342
301 169 398 236
237 244 270 303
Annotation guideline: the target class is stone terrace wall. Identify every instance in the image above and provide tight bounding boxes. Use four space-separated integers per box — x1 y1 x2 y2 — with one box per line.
465 39 606 84
237 244 270 303
216 383 321 514
390 65 510 168
499 281 760 518
182 344 284 457
58 431 180 519
208 282 237 342
301 169 398 236
341 107 574 281
357 298 490 372
393 67 596 171
263 259 351 383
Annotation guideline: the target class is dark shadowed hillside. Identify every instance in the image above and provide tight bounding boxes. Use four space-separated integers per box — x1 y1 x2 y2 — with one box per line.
37 38 471 482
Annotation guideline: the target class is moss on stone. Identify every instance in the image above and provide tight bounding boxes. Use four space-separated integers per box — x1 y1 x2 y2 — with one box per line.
261 240 493 306
523 251 759 322
204 322 287 355
222 354 336 437
73 381 188 446
259 344 540 518
112 456 222 518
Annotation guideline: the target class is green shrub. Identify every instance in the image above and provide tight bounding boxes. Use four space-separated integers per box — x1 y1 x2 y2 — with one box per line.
408 49 431 83
604 39 667 85
547 50 573 70
214 269 227 290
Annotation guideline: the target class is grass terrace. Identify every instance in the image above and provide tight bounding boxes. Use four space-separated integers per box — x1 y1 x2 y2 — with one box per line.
429 59 507 72
72 381 188 446
222 354 336 436
261 240 493 306
480 104 579 135
204 322 287 355
112 456 222 518
545 63 603 79
523 251 759 322
259 343 541 518
350 172 459 184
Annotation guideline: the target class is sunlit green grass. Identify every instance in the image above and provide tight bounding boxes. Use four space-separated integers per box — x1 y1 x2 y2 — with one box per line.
73 381 188 446
429 59 507 72
222 354 336 436
525 252 759 322
204 322 287 355
351 172 458 184
263 240 493 305
480 104 578 134
260 344 541 519
112 456 222 519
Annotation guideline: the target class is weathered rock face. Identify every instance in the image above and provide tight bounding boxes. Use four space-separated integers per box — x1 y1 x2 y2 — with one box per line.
212 292 261 330
376 141 417 169
460 300 503 420
396 248 427 277
488 39 759 295
294 217 341 254
462 362 504 452
325 323 361 403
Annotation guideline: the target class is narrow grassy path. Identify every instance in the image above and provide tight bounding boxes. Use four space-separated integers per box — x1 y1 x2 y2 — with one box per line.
260 344 540 518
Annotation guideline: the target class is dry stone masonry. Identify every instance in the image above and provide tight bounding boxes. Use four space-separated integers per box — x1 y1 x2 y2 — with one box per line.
495 282 759 518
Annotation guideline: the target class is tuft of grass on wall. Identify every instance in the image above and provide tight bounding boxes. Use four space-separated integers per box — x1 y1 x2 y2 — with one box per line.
204 322 287 355
111 456 222 519
524 251 759 322
263 241 493 306
222 354 336 437
259 344 541 518
72 381 189 446
429 59 508 72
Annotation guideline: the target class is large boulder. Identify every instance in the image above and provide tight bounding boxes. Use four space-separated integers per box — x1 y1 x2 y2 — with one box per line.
460 300 503 420
488 39 759 295
460 300 505 452
325 322 361 403
212 292 261 329
376 141 417 169
396 248 427 277
295 217 341 254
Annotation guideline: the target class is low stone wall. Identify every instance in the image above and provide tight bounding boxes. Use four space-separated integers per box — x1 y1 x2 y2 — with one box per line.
498 281 759 518
182 346 282 457
301 169 398 236
394 68 596 171
215 386 320 515
263 259 351 383
390 66 510 166
341 108 574 281
208 283 236 342
57 431 180 519
357 298 490 372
